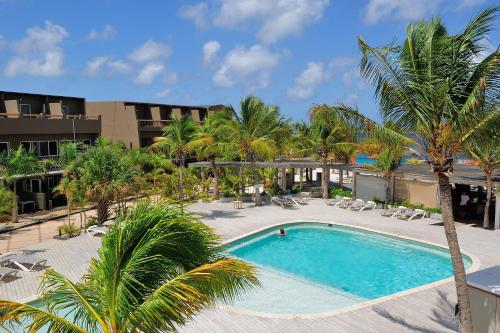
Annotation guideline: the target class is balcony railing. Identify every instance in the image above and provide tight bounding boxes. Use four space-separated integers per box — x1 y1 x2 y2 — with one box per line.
138 119 172 128
0 113 100 120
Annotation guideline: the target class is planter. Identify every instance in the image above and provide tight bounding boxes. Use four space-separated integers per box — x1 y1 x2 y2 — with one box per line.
220 197 236 203
430 213 442 220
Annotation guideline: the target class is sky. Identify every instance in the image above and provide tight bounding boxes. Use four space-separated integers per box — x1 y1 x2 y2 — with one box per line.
0 0 498 121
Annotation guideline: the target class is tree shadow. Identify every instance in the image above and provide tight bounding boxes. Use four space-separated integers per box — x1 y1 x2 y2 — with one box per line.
373 289 458 333
195 210 244 220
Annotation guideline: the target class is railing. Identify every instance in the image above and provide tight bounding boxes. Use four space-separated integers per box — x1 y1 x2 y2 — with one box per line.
0 113 100 120
138 119 172 128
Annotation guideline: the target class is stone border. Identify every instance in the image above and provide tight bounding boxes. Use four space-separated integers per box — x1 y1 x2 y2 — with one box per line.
218 220 480 320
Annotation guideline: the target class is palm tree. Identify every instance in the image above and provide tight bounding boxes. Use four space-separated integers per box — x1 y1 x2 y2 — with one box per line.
0 146 44 223
151 115 197 201
189 112 229 199
224 96 288 205
290 122 314 191
63 138 138 225
0 202 258 332
329 8 500 331
465 126 500 228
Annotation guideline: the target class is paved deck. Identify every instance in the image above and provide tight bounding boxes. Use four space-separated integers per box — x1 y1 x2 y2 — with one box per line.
1 199 499 332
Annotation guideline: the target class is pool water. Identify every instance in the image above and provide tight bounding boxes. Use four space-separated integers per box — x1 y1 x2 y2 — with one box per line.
228 223 472 314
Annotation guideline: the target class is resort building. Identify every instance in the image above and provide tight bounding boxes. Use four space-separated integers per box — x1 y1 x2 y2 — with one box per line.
86 101 224 148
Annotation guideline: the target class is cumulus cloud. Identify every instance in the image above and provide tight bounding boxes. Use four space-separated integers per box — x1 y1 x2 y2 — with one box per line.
287 62 326 100
87 25 116 40
4 21 68 77
213 44 280 91
134 62 165 85
84 56 131 76
128 40 171 63
178 2 209 28
155 88 171 98
363 0 441 25
202 40 221 65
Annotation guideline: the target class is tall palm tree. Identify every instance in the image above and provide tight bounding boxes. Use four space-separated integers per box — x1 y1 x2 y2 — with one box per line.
223 96 288 205
0 146 44 223
318 9 499 332
151 115 197 201
189 112 229 199
0 202 258 332
465 126 500 228
290 122 314 191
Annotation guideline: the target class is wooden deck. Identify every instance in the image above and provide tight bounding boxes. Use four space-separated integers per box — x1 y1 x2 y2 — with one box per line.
2 199 500 332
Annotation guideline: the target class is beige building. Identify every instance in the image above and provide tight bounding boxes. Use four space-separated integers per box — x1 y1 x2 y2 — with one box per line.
86 101 224 148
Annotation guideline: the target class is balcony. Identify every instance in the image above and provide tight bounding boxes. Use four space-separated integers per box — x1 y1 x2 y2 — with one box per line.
0 113 101 135
138 119 172 131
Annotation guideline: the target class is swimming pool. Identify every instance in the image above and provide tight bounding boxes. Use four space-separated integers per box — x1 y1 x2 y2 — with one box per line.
227 222 472 315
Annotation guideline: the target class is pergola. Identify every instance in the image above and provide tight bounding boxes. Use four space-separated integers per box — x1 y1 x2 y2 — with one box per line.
188 159 351 191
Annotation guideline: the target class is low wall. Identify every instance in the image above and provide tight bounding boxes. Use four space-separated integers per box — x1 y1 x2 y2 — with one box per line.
394 178 438 208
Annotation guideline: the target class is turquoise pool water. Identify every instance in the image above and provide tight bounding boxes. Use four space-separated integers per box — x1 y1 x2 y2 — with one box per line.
228 223 472 314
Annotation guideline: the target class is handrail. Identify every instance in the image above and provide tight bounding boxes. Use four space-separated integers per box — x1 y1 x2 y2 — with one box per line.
0 113 99 120
138 119 172 128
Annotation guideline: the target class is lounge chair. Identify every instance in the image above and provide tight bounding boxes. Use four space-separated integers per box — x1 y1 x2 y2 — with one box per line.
338 199 363 209
271 197 297 208
4 254 47 272
350 200 376 211
397 209 426 221
87 225 109 237
0 267 18 282
326 196 350 207
289 197 309 205
381 206 409 217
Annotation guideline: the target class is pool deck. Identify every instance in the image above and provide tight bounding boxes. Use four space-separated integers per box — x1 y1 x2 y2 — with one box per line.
1 199 500 332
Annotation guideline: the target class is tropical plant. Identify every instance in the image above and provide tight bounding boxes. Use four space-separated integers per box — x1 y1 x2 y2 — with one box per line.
0 202 258 332
372 148 400 205
189 112 229 199
317 8 500 331
57 223 81 238
290 122 314 191
129 148 173 198
223 96 289 205
151 115 197 200
0 186 14 222
62 138 138 225
0 146 44 223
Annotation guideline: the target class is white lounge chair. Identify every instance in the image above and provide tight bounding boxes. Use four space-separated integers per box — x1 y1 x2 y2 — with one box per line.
338 199 363 209
271 197 297 208
350 200 376 211
326 196 351 207
4 254 47 272
0 267 18 282
397 209 426 221
87 225 109 237
381 206 409 217
289 197 309 205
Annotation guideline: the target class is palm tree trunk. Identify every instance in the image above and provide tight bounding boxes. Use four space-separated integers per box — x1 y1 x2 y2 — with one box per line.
211 159 220 199
11 185 18 223
437 172 473 333
178 166 184 201
96 198 110 225
252 163 261 206
483 170 492 229
240 167 245 195
322 162 328 199
299 168 303 192
66 199 71 226
339 169 344 188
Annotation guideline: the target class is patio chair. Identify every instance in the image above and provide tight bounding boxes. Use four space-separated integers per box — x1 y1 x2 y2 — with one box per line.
271 197 297 208
350 201 376 211
289 197 309 205
4 254 47 272
381 206 409 217
326 196 350 207
397 209 426 221
338 199 363 209
0 267 19 283
87 225 109 237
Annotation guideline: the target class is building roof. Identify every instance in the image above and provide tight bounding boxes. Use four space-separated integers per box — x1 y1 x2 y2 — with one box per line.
189 159 351 170
0 90 85 101
87 100 224 110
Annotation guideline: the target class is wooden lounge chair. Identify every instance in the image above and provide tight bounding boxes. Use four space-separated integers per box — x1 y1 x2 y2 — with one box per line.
0 267 18 283
87 225 109 237
381 206 408 217
350 200 376 211
4 254 47 272
397 209 426 221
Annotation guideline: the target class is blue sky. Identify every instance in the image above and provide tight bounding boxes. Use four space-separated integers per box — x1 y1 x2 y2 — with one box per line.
0 0 498 121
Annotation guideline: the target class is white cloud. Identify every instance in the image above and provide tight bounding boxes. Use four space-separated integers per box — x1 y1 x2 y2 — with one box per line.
87 25 116 40
128 40 171 63
287 62 326 100
134 62 165 85
155 88 171 98
363 0 441 25
211 0 330 44
4 21 68 77
179 2 209 28
84 56 131 76
163 71 177 84
212 44 280 91
202 40 221 65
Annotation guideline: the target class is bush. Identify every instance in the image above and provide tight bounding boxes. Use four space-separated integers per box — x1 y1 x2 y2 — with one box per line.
424 207 442 214
221 190 236 198
85 216 98 229
372 196 385 204
290 185 300 195
58 223 81 238
329 187 351 198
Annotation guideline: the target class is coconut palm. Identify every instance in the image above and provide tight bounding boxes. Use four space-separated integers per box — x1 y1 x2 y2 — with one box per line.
62 138 138 225
188 112 229 199
151 115 197 201
0 202 258 333
0 146 44 223
317 8 500 332
223 96 288 205
290 122 314 191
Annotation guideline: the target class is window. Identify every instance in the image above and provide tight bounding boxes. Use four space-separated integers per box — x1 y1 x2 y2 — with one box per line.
47 177 56 191
19 104 31 115
83 139 92 146
0 142 9 156
20 141 37 154
38 141 58 157
31 179 42 193
62 105 69 115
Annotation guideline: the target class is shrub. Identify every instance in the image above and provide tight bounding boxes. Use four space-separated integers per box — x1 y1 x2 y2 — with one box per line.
424 207 442 214
221 190 236 198
329 187 351 198
58 223 81 238
372 196 385 204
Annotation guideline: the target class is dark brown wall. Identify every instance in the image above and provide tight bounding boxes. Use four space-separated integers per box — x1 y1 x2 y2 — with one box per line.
0 118 100 135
